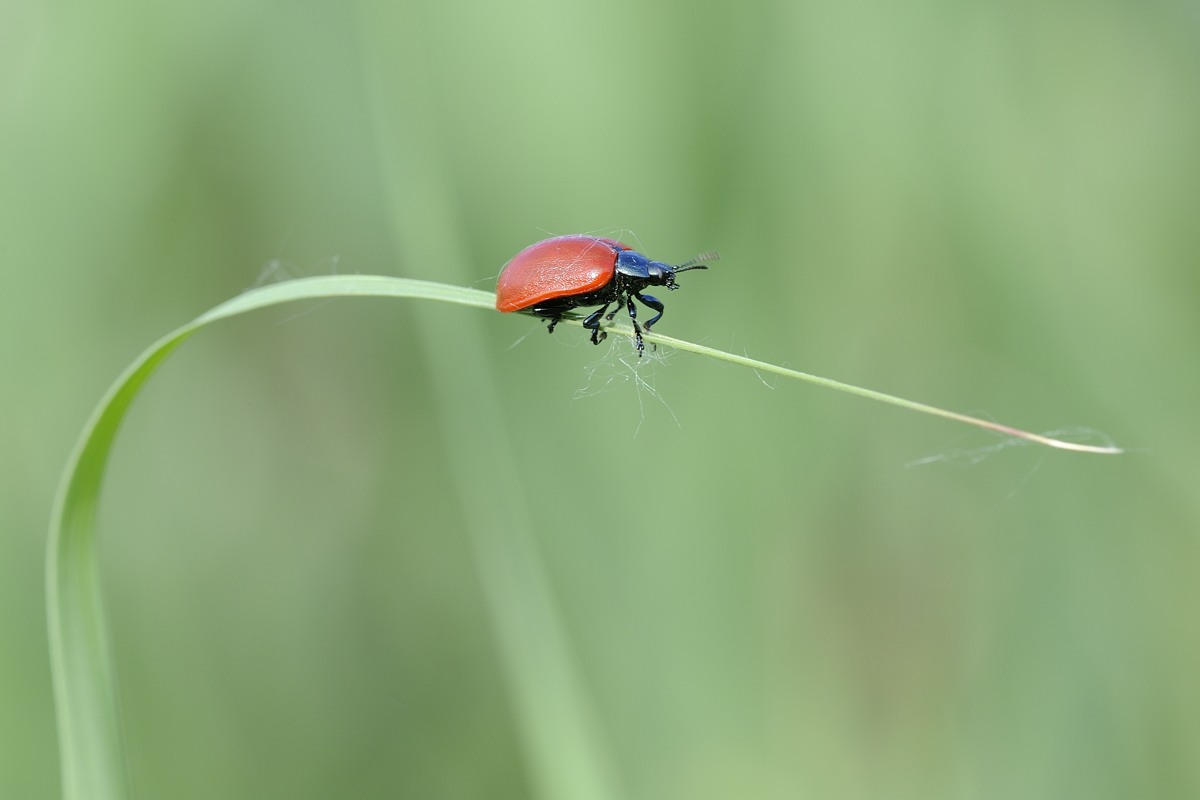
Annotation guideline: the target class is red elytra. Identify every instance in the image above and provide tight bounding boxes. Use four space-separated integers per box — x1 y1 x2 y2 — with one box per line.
495 235 631 312
495 234 715 354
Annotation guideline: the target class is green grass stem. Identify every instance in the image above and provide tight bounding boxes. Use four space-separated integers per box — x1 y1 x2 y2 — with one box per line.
46 275 1120 799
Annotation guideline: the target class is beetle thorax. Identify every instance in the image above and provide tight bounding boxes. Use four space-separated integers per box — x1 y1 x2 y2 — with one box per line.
615 250 676 289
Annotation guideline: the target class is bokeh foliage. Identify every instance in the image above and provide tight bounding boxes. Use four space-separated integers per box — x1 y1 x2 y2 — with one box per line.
3 0 1198 797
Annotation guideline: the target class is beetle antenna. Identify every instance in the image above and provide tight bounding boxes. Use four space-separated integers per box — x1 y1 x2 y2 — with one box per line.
677 251 720 270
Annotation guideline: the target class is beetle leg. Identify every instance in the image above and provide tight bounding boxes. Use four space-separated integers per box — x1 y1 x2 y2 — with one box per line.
635 292 664 332
582 304 611 345
545 316 560 334
624 295 645 354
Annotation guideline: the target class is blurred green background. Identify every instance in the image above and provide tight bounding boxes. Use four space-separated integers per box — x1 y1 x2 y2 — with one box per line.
3 0 1199 797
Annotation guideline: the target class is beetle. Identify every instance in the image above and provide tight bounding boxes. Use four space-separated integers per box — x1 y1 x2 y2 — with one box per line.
495 235 716 354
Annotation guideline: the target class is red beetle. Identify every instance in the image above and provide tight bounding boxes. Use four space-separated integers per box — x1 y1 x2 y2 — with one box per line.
496 235 716 354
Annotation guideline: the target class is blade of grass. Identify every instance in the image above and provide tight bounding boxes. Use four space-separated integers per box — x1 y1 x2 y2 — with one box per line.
46 277 492 800
47 275 1120 799
643 330 1124 455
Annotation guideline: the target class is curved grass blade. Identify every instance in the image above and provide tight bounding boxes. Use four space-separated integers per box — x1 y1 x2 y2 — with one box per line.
48 276 1120 799
46 277 494 800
